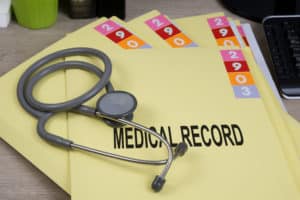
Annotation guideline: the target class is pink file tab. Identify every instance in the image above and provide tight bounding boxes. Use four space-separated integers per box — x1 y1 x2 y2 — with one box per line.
207 16 230 29
145 14 172 31
95 20 121 35
220 50 245 62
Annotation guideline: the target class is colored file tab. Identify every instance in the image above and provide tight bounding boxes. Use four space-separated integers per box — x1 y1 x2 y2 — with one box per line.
237 25 249 46
220 49 245 62
211 27 235 38
216 36 240 47
95 20 121 35
224 61 249 72
118 35 148 49
166 32 194 48
145 14 198 48
220 50 259 98
106 27 131 43
95 19 151 49
156 24 181 39
228 72 255 86
207 16 230 29
233 85 260 98
145 14 171 30
207 16 241 47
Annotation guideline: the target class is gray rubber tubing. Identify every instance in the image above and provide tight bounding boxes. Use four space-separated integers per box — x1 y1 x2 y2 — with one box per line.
17 47 114 148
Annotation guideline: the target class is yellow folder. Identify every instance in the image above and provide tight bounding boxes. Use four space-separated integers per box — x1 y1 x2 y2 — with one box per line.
57 14 300 199
0 16 152 193
123 12 300 180
0 10 299 200
63 46 299 199
168 14 300 183
0 40 71 192
171 13 300 189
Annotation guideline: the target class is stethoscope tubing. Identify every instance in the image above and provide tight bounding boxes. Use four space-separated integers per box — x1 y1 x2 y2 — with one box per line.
16 47 178 191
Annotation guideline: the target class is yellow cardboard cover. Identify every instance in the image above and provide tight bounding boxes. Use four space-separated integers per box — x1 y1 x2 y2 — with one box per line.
0 16 125 193
0 15 153 193
169 14 300 185
0 11 299 199
0 40 70 192
63 44 299 199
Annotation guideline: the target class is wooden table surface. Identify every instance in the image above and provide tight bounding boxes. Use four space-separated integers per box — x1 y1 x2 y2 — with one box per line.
0 0 299 199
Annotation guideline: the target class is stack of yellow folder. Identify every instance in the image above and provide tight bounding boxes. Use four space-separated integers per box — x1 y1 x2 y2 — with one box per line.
1 10 300 199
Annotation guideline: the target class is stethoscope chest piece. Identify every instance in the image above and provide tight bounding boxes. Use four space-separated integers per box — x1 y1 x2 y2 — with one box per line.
97 91 137 127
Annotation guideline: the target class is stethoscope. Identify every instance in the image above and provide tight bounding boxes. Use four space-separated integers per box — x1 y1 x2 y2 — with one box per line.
17 47 188 192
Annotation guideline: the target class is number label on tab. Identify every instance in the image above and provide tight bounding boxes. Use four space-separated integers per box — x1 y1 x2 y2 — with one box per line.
152 19 164 28
220 50 245 62
116 30 125 39
164 27 173 35
229 51 239 59
95 20 151 49
220 28 228 36
223 39 235 47
95 20 121 35
156 24 181 39
232 62 242 71
219 50 260 98
224 61 249 72
207 16 230 29
166 33 192 48
212 27 234 38
217 37 240 47
102 24 113 32
145 14 198 48
207 16 241 47
145 14 171 31
233 86 260 98
106 27 132 43
214 17 224 26
118 35 145 49
228 72 254 86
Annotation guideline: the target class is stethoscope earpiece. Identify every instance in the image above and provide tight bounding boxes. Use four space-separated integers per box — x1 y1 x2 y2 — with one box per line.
174 142 188 158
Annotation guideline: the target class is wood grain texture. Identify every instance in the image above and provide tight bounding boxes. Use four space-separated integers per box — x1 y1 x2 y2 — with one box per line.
0 0 299 199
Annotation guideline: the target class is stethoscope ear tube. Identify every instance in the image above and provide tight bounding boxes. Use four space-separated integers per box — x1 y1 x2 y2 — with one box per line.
96 112 188 192
37 113 74 148
37 109 188 192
